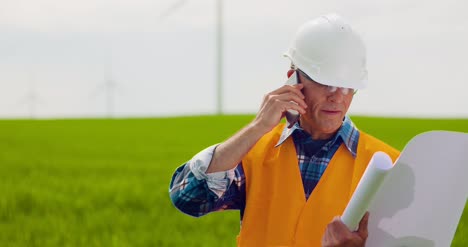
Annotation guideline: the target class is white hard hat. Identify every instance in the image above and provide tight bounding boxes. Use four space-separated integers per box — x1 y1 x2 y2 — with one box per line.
284 14 368 90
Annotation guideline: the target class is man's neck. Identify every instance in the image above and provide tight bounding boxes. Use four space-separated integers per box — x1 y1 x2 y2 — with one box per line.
299 122 339 140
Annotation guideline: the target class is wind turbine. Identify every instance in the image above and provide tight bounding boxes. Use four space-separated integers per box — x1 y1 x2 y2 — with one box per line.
159 0 224 115
91 62 119 118
17 74 43 119
103 75 117 118
24 82 40 119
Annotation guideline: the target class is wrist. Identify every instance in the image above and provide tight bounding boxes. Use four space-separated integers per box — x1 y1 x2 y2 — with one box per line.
247 120 274 137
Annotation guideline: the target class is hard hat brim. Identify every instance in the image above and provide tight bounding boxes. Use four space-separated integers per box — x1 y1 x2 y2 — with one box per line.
283 52 368 90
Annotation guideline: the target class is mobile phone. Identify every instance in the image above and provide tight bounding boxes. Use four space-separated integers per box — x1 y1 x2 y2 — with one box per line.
284 71 300 128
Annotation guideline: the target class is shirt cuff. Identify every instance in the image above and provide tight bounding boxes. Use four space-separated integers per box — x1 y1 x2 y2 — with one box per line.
188 144 236 198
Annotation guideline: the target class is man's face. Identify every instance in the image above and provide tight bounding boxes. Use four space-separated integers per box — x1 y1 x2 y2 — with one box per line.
297 71 354 139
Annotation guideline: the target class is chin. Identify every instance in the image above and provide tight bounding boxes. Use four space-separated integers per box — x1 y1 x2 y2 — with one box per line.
319 121 342 134
303 115 342 133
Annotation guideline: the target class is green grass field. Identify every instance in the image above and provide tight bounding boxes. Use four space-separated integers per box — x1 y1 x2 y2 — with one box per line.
0 115 467 246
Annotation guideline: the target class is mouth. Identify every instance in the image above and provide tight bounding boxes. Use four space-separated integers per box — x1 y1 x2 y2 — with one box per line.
321 110 341 115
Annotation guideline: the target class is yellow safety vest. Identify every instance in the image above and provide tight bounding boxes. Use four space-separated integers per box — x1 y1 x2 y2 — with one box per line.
237 124 400 247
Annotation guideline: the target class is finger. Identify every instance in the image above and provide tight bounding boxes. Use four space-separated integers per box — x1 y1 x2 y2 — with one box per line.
357 212 369 240
288 102 307 115
287 84 305 99
269 84 305 99
328 216 351 243
275 100 306 115
269 92 307 109
260 98 306 119
292 83 304 93
322 227 333 247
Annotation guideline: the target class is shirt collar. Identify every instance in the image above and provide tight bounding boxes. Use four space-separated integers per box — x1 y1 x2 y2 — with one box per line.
275 115 359 157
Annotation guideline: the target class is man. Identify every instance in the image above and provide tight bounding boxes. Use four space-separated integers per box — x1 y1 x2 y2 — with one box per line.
169 13 400 247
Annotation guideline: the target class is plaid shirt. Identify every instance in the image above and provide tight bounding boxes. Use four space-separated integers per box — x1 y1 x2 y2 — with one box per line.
169 116 359 221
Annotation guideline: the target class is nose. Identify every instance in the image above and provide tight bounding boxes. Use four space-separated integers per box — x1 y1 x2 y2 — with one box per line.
328 89 344 103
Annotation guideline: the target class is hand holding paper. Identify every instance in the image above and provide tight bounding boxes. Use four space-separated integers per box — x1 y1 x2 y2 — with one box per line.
339 131 468 246
341 151 394 231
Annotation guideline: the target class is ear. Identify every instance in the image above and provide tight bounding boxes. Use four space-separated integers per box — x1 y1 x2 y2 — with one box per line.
287 69 295 78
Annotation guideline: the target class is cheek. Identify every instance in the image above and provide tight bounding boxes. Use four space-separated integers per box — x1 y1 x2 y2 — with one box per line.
343 96 354 109
303 90 324 108
304 99 322 114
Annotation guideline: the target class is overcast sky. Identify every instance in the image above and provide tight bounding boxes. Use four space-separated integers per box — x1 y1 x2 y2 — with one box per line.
1 0 467 118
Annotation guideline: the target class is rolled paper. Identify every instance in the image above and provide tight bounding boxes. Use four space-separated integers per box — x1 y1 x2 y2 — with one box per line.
341 151 394 231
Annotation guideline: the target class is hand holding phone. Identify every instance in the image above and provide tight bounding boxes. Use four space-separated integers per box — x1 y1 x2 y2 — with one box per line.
284 71 300 128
